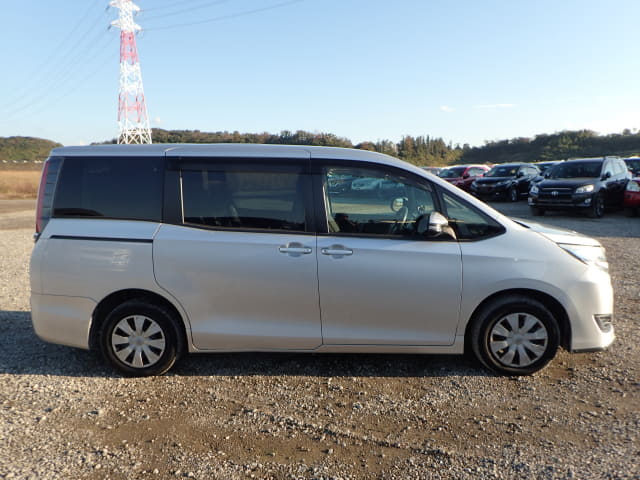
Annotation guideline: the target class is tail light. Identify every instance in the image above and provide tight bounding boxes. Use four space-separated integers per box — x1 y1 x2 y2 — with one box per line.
34 157 62 241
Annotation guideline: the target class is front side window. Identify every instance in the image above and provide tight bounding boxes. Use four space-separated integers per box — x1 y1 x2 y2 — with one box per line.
181 165 308 232
441 192 504 240
323 166 436 236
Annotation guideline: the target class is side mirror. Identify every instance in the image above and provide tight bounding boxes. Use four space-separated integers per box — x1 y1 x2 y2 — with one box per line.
462 173 470 179
601 171 611 180
416 212 457 240
516 171 525 178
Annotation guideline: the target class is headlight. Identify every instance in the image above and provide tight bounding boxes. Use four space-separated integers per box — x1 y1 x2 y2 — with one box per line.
627 180 640 192
558 243 608 272
575 184 595 194
530 185 539 194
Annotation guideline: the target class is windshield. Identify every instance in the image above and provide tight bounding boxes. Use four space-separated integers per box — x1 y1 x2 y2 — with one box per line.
548 161 602 179
438 166 466 178
537 163 556 174
486 165 518 177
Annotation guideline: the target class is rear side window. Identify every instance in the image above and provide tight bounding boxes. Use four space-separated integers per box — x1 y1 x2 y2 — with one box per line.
181 164 308 232
53 156 163 221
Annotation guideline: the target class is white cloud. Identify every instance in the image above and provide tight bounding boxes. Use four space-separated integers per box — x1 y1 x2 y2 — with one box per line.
440 105 454 113
474 103 518 109
152 116 162 125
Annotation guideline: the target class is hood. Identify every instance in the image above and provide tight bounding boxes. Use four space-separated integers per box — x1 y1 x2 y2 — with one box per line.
475 176 512 184
538 178 596 189
511 218 601 247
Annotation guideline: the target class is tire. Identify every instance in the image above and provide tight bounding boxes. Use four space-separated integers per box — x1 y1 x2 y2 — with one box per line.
588 193 604 218
100 300 183 376
508 187 518 202
530 207 545 216
470 295 560 376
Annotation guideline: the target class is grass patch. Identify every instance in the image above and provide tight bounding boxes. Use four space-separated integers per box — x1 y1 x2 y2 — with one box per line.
0 170 41 199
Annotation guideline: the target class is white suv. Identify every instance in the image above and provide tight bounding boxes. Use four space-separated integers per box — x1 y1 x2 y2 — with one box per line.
30 144 614 376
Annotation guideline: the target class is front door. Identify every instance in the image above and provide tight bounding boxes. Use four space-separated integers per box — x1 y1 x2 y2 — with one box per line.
317 165 463 346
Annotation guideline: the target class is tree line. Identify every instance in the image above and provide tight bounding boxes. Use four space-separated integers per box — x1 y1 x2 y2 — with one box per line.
4 127 640 167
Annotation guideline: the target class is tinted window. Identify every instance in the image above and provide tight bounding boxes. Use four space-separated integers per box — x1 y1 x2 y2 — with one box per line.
323 166 436 237
53 156 163 221
625 159 640 175
181 165 307 232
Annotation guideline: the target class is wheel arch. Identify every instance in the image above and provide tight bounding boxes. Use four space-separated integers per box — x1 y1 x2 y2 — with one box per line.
464 288 571 353
89 289 188 352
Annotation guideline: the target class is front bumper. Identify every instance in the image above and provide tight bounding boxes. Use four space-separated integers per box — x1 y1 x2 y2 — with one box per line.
471 184 509 199
528 192 594 209
565 267 615 352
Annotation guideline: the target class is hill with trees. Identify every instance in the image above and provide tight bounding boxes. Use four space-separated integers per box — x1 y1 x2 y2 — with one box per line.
0 136 62 163
457 129 640 165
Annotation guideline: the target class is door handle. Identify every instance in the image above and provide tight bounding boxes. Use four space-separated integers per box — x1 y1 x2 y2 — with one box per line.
321 246 353 257
279 243 312 256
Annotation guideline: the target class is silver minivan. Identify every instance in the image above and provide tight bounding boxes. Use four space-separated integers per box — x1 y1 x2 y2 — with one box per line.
30 144 614 376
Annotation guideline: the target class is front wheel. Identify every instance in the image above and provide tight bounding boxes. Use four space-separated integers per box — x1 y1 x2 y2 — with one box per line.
588 193 604 218
100 300 183 376
530 206 545 216
508 187 518 202
470 295 560 375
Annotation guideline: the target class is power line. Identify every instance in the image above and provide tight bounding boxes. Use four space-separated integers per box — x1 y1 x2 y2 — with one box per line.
141 0 233 21
142 0 232 13
4 33 115 119
144 0 304 31
1 4 109 110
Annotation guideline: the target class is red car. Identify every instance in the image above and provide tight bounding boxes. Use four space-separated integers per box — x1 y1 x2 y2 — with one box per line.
438 164 491 192
624 175 640 216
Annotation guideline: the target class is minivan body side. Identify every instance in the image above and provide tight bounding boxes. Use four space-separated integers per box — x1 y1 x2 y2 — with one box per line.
30 144 615 376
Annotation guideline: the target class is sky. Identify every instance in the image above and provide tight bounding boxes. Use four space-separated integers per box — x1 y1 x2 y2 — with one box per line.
1 0 639 147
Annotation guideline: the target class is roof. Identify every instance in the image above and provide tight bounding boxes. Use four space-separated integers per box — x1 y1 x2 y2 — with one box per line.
49 142 433 178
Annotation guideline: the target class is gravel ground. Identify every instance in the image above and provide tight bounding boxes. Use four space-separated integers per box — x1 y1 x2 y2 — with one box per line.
0 201 638 479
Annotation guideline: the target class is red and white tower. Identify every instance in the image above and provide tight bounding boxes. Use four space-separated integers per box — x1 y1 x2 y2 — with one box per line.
110 0 152 144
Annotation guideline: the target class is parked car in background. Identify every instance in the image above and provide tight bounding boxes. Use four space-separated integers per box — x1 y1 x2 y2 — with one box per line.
327 173 354 195
421 166 442 175
528 156 629 218
624 174 640 216
534 160 564 176
531 160 563 186
438 164 491 192
624 157 640 176
471 163 540 201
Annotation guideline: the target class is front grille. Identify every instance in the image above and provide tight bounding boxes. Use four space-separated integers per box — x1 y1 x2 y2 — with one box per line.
538 187 573 201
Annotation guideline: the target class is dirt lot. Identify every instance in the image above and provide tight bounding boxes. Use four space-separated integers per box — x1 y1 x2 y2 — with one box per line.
0 200 638 479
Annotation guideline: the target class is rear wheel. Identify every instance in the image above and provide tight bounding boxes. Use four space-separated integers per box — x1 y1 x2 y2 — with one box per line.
100 300 183 376
470 295 559 375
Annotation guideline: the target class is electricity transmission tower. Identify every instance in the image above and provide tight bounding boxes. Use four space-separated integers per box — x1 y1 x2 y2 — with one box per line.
110 0 152 144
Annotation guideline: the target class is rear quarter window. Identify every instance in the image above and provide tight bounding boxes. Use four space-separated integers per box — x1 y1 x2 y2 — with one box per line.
53 156 164 221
